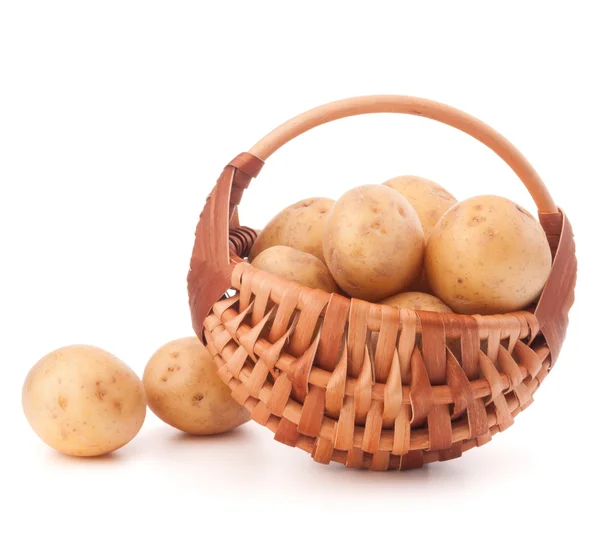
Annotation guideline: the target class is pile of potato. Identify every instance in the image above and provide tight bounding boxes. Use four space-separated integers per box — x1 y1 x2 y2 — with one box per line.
22 175 553 459
249 175 552 315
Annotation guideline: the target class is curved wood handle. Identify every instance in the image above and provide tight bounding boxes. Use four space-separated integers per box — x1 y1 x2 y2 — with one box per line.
190 96 561 336
249 95 557 214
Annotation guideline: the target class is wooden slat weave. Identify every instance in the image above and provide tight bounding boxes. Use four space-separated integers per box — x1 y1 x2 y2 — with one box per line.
193 203 575 471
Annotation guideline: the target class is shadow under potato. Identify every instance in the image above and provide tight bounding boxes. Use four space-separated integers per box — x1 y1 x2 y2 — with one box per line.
167 425 251 444
47 448 125 465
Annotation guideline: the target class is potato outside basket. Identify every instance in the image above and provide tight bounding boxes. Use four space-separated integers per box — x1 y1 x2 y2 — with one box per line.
188 96 577 470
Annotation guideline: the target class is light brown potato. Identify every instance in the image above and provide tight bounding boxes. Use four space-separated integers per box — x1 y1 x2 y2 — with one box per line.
384 175 457 241
380 291 453 313
252 245 339 293
143 337 250 435
385 175 457 293
249 197 334 263
22 345 146 456
425 195 552 314
323 185 424 301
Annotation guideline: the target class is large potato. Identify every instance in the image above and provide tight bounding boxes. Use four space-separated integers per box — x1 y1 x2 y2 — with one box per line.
384 175 457 240
22 345 146 456
323 185 424 301
249 197 334 263
425 195 552 314
252 245 339 293
380 291 453 313
143 337 250 435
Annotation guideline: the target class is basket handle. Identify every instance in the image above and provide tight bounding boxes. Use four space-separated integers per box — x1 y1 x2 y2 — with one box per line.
249 95 557 214
189 95 560 336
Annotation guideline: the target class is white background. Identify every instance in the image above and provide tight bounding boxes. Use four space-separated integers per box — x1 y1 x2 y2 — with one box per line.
1 1 598 537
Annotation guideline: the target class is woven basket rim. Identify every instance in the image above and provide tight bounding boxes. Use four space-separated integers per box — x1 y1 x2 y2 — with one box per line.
234 261 539 335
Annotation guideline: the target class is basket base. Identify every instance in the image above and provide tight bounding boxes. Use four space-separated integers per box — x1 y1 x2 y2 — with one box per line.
205 326 548 471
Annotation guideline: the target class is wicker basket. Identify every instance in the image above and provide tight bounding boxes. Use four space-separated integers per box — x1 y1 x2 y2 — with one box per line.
188 96 576 470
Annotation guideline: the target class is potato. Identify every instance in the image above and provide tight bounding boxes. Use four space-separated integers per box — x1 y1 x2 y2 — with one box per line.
384 175 457 294
323 185 424 301
425 195 552 314
249 197 334 263
22 345 146 456
143 337 250 435
252 245 339 293
384 175 457 240
380 291 453 313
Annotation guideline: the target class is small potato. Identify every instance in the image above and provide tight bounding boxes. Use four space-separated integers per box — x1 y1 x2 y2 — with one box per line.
426 195 552 314
143 337 250 435
380 291 453 313
22 345 146 457
249 197 334 263
323 185 424 301
384 175 457 240
252 245 339 293
385 175 457 293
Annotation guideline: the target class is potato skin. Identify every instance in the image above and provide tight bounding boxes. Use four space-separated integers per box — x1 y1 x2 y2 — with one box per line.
380 291 453 313
384 175 457 241
252 245 339 293
249 197 334 263
143 337 250 435
22 345 146 456
323 185 425 301
425 195 552 314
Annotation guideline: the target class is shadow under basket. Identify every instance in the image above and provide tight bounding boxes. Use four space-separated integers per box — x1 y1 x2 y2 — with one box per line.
188 95 577 471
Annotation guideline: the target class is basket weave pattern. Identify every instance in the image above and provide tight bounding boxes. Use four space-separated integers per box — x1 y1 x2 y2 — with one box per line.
189 96 577 470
